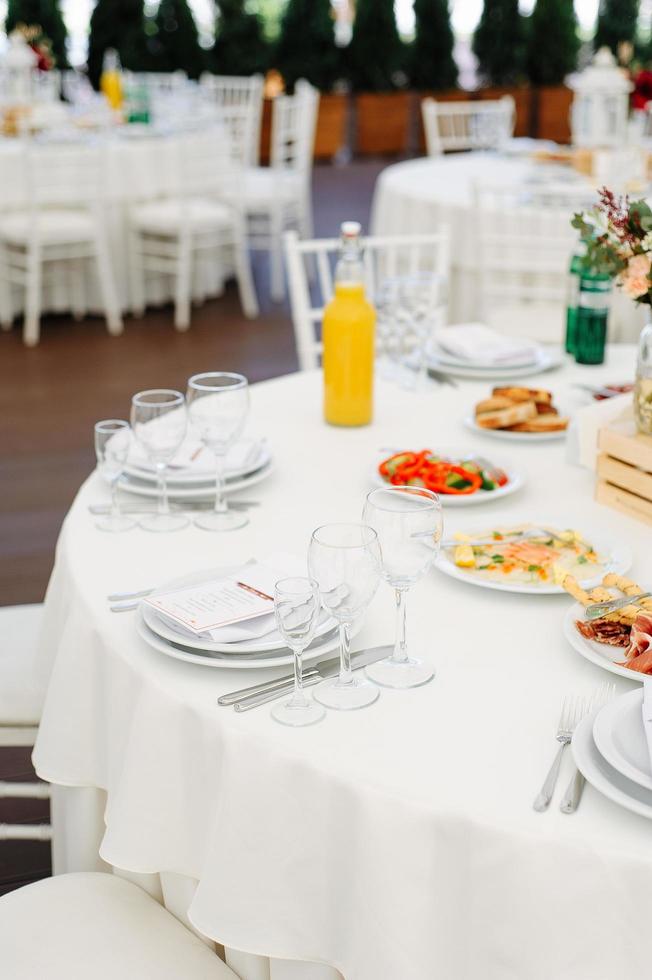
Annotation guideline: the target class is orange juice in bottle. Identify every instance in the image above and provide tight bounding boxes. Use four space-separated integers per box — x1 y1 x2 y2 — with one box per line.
323 222 375 426
100 48 123 112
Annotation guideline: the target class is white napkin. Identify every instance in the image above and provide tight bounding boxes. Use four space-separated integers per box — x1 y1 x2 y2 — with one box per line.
130 435 264 477
434 323 540 366
573 393 633 471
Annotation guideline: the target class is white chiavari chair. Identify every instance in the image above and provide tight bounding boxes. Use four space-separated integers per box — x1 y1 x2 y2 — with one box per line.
127 129 258 330
126 70 189 98
422 96 515 156
473 181 581 342
245 80 319 301
0 603 52 848
0 872 241 978
199 73 264 166
284 229 450 371
0 142 123 346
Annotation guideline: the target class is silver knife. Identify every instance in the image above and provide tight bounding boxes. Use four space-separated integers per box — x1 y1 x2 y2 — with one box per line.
232 645 393 713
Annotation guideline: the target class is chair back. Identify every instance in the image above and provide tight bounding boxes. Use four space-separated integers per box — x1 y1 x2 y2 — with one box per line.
285 229 449 371
25 142 105 209
199 73 264 166
422 97 515 155
126 70 188 97
270 81 319 185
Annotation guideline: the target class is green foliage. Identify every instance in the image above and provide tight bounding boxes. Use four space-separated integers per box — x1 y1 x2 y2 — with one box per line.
346 0 406 92
88 0 153 88
6 0 69 68
594 0 639 55
409 0 457 90
525 0 580 86
273 0 340 93
473 0 525 86
210 0 270 76
152 0 205 78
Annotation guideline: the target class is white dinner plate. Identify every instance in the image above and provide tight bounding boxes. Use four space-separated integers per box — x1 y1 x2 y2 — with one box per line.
118 459 274 500
370 451 525 507
428 348 562 381
143 602 336 655
435 531 632 595
136 608 360 670
593 689 652 791
124 442 271 487
562 601 644 683
572 710 652 820
463 415 567 443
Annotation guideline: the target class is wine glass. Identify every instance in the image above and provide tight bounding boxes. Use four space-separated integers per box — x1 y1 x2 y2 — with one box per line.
308 523 382 711
362 486 442 688
271 577 325 728
93 419 136 532
130 389 188 532
186 372 249 532
398 274 447 391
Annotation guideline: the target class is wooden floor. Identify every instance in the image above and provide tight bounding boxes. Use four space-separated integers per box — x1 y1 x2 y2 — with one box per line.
0 159 385 606
0 159 385 893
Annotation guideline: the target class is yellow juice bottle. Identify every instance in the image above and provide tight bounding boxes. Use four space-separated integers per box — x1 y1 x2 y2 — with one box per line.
100 48 123 111
323 222 375 426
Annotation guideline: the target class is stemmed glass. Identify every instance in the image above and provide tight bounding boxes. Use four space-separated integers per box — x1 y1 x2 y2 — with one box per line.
399 274 446 391
186 372 250 532
362 486 442 689
272 577 325 728
308 523 382 710
130 389 188 533
93 420 136 533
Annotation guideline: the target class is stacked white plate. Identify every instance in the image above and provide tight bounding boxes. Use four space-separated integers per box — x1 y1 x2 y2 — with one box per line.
136 565 354 669
573 690 652 820
119 438 273 502
428 343 562 382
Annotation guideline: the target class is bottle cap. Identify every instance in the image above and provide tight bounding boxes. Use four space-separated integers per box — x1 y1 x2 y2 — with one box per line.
341 221 361 239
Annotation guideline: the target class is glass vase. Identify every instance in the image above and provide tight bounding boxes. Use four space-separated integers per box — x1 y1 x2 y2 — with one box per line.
634 318 652 435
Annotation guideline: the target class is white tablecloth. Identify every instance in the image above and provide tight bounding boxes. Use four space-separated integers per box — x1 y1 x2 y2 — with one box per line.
370 153 648 343
33 348 652 980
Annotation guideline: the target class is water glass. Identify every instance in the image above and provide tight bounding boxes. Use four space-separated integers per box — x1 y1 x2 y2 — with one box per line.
308 523 381 710
94 419 135 532
272 577 325 727
130 389 188 532
186 372 249 531
362 486 442 688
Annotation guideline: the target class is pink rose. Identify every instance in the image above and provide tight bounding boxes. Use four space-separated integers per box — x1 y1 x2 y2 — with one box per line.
620 253 652 299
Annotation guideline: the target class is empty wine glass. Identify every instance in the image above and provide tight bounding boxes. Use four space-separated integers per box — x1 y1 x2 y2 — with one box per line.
130 389 188 532
398 274 447 391
308 523 381 710
272 577 325 728
362 486 442 689
93 419 135 532
186 372 249 531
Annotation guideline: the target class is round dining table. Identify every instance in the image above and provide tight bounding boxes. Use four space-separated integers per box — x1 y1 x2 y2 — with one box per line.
33 347 652 980
370 152 647 343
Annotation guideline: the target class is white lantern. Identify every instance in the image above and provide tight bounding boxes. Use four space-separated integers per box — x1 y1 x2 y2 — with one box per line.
570 47 633 149
2 32 39 105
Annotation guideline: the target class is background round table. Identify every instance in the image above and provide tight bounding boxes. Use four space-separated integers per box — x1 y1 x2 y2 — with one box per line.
33 350 652 980
370 152 647 343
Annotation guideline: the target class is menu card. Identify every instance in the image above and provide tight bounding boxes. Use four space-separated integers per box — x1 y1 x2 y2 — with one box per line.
144 555 304 637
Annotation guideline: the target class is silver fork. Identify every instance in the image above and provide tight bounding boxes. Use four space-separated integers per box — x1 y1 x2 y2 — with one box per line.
560 682 615 814
533 695 584 812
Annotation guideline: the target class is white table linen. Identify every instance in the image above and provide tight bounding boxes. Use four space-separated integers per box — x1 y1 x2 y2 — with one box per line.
370 153 648 342
33 347 652 980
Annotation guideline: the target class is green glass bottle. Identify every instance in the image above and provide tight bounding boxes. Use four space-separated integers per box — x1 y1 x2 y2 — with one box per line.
575 272 611 365
565 243 586 355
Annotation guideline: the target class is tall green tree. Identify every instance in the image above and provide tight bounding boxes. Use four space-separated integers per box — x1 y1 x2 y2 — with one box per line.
274 0 340 92
346 0 405 92
473 0 525 85
525 0 579 85
594 0 639 55
210 0 269 76
6 0 69 68
409 0 457 90
88 0 152 88
153 0 205 78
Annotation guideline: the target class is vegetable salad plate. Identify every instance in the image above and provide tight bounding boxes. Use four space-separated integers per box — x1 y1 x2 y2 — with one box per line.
372 449 524 507
435 524 632 595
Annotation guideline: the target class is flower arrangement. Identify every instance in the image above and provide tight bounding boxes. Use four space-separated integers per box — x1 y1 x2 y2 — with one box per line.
632 69 652 111
13 23 55 71
572 188 652 304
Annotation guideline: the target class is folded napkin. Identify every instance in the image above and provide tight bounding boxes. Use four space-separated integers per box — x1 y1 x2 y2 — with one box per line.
434 324 540 366
130 435 264 477
573 393 633 471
